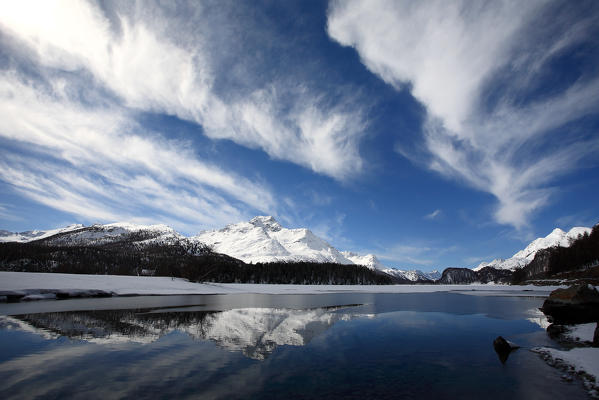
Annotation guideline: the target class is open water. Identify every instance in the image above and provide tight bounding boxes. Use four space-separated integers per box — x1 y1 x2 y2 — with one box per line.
0 292 588 399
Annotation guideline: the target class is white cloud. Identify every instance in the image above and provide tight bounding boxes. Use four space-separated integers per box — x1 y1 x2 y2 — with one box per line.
328 0 538 133
328 0 599 229
359 241 458 267
372 242 458 267
0 0 366 180
424 209 442 220
0 73 275 232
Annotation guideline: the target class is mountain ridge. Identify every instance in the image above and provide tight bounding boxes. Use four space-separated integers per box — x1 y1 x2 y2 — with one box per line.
0 216 438 282
473 226 592 272
1 217 593 283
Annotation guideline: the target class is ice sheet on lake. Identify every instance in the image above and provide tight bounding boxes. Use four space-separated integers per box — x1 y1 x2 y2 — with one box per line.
0 271 561 301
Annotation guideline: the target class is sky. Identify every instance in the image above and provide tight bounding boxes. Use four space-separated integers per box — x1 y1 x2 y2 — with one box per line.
0 0 598 271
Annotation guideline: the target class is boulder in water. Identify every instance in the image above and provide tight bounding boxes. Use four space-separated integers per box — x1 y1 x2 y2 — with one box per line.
493 336 520 364
541 284 599 324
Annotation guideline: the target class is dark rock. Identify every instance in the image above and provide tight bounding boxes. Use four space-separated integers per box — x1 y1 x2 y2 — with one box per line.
594 323 599 347
493 336 520 364
541 284 599 324
6 293 25 303
546 323 567 339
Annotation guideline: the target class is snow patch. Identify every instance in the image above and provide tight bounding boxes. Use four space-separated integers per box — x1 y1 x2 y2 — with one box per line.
533 347 599 396
564 323 597 343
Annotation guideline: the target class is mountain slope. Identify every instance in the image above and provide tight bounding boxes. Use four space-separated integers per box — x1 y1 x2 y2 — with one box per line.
193 216 353 264
0 223 185 248
0 220 392 285
0 224 84 243
512 224 599 283
341 252 386 270
195 217 438 281
473 226 592 272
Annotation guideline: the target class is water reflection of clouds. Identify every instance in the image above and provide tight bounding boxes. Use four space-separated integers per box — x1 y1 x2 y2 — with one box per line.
0 335 251 399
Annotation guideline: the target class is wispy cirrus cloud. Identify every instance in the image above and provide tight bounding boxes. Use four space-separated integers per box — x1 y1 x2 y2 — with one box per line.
424 209 442 220
0 0 366 180
328 0 599 230
0 73 273 232
363 241 459 267
0 0 370 230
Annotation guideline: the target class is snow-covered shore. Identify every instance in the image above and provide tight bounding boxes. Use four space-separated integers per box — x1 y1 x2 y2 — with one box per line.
0 271 561 302
533 345 599 397
532 323 599 397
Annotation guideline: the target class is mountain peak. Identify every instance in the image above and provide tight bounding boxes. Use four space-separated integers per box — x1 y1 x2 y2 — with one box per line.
196 216 352 264
249 216 282 232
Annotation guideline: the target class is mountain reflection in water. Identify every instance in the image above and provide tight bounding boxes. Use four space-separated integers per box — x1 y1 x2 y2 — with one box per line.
1 306 363 360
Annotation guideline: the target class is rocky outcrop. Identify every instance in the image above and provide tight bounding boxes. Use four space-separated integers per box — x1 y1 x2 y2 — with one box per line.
438 268 477 284
437 267 512 284
541 284 599 324
476 267 513 283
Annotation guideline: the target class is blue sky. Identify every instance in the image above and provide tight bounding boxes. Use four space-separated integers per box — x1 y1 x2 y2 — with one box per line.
1 0 598 271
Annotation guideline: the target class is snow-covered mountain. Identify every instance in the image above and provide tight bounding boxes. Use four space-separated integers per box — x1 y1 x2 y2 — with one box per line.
473 226 591 271
0 224 84 243
195 216 439 281
0 216 442 281
194 216 354 264
341 252 386 270
0 222 185 247
401 269 441 281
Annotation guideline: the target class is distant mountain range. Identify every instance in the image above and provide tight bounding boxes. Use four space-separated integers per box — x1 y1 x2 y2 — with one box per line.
0 220 391 285
0 217 595 284
0 216 439 282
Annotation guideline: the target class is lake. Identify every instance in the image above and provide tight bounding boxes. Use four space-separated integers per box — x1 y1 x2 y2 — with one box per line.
0 292 587 399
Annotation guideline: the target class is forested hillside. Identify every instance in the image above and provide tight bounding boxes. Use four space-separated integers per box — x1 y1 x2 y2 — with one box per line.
0 240 393 285
512 225 599 283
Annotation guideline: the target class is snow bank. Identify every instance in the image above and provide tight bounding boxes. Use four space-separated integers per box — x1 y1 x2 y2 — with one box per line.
0 271 243 298
564 323 597 343
533 347 599 395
